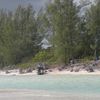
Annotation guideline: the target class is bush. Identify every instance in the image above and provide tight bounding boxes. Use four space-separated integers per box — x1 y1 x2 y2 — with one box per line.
80 56 94 63
32 50 53 63
17 63 33 69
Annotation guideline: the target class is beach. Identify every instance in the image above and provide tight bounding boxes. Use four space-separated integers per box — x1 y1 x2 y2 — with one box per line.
1 69 100 76
0 89 100 100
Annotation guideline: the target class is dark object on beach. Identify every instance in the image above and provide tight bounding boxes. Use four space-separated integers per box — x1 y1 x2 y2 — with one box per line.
37 63 45 75
19 68 25 74
48 69 53 72
85 66 94 72
26 68 33 73
5 70 10 74
73 67 80 72
58 67 63 71
70 67 73 72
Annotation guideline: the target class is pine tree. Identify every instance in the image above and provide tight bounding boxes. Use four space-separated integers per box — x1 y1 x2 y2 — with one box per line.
46 0 79 64
86 0 100 59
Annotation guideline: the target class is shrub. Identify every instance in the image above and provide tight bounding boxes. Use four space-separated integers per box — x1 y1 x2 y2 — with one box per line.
32 50 53 63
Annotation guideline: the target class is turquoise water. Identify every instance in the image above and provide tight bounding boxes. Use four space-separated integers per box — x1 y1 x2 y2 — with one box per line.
0 75 100 94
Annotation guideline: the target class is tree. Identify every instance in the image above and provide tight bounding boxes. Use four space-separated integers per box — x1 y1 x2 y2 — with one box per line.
0 5 42 67
86 0 100 60
46 0 79 64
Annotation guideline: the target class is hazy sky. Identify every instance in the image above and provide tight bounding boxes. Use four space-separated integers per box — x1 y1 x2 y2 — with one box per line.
0 0 50 11
0 0 93 12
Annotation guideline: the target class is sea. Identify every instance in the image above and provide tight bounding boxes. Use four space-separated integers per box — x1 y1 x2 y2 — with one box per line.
0 75 100 100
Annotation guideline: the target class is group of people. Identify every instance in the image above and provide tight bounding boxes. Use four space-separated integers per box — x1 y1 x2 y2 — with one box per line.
37 63 46 75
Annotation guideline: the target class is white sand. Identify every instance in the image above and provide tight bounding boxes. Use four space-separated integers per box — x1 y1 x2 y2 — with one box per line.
0 70 36 76
0 89 99 100
49 70 100 75
0 70 100 76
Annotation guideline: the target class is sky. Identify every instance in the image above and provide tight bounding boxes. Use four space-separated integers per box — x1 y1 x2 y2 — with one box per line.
0 0 94 12
0 0 50 11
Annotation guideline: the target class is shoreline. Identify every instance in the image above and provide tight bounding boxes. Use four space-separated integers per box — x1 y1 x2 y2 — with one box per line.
1 70 100 76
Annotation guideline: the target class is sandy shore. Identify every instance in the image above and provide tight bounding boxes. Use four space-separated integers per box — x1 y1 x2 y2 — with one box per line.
49 70 100 75
0 89 99 100
1 70 100 76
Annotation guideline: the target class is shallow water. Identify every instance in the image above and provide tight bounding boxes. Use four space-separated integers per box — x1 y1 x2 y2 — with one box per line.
0 75 100 95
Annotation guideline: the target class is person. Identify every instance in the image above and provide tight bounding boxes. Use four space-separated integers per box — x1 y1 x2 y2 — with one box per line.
37 63 45 75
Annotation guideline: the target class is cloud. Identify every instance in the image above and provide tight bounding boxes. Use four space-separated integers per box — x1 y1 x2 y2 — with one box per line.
0 0 49 11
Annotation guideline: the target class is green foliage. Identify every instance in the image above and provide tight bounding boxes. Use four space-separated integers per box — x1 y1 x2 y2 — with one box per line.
32 50 53 63
17 62 34 69
86 0 100 58
0 5 42 67
46 0 80 64
0 0 100 68
80 56 94 64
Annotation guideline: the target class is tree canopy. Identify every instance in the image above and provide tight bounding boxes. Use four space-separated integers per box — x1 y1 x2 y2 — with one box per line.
0 0 100 68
